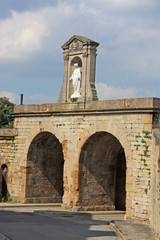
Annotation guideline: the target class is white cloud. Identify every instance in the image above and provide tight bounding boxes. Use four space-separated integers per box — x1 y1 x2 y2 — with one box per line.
96 83 137 100
0 1 159 62
0 10 49 60
109 0 152 7
96 83 155 100
89 0 153 8
0 91 19 103
0 0 160 99
0 92 57 105
79 2 101 17
0 3 78 60
24 94 57 104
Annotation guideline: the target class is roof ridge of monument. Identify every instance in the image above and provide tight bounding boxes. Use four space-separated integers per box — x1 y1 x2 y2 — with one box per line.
61 34 99 49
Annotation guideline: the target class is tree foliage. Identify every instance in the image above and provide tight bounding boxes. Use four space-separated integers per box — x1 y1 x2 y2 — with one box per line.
0 97 14 128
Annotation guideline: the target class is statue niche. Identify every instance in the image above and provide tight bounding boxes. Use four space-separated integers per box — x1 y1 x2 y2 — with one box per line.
69 57 82 100
58 35 99 103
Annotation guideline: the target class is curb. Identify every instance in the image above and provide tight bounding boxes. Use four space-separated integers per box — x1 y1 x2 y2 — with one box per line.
110 222 127 240
34 210 125 216
0 232 10 240
0 204 125 215
0 203 61 208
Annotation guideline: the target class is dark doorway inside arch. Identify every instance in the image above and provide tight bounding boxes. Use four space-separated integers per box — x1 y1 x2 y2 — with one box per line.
79 131 126 211
26 132 64 203
0 164 8 201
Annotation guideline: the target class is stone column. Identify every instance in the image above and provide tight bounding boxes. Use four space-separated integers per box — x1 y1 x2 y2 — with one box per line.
81 50 88 102
58 53 69 103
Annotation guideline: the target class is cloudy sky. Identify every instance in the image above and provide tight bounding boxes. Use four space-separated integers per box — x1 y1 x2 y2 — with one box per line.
0 0 160 105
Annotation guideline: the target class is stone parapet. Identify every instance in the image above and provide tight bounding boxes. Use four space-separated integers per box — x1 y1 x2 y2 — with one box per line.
14 97 160 114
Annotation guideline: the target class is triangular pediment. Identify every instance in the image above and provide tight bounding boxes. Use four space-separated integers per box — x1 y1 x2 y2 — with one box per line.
61 35 99 50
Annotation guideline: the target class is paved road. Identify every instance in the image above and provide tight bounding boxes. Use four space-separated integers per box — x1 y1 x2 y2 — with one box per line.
0 209 118 240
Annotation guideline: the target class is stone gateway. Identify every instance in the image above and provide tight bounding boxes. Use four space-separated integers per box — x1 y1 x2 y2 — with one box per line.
0 35 160 239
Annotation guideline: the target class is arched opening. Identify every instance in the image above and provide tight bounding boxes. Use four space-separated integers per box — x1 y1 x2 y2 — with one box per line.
69 57 82 98
79 131 126 210
0 164 8 201
70 56 82 73
26 132 64 203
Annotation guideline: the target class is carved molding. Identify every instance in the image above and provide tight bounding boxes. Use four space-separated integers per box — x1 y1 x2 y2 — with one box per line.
63 54 69 60
82 52 88 58
70 39 83 51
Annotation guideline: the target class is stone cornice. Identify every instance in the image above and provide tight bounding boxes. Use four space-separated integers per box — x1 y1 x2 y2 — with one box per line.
13 98 160 117
61 35 99 50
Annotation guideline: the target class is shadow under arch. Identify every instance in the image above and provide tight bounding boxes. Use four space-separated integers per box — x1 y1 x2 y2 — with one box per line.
26 131 64 203
78 131 126 210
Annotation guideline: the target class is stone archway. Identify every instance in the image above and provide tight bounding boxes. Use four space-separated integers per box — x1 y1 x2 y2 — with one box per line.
26 132 64 203
0 164 8 201
79 131 126 210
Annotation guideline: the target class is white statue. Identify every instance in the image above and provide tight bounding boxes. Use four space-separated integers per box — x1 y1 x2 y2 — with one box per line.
70 63 81 99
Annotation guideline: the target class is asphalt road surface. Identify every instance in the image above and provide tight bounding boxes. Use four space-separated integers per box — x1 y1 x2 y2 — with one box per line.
0 209 119 240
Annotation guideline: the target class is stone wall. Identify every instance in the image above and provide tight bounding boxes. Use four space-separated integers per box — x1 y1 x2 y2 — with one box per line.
151 130 160 239
0 129 20 201
1 98 160 237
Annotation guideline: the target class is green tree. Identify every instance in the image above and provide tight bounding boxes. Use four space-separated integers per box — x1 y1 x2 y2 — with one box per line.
0 97 14 128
